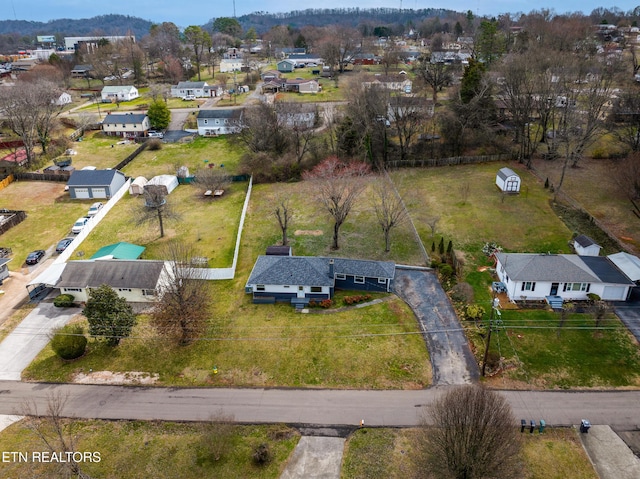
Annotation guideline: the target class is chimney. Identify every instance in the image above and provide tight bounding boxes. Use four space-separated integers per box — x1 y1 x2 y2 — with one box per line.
329 259 334 278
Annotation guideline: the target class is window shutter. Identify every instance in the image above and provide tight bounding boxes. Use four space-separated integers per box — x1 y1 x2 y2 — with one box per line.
531 282 535 292
586 283 590 292
563 283 567 292
521 283 525 291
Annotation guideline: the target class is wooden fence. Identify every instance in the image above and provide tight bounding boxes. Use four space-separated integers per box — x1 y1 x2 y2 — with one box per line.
0 174 14 192
15 171 70 182
112 142 148 171
386 154 512 169
0 210 27 236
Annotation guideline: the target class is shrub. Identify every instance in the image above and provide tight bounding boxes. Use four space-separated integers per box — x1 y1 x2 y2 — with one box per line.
463 304 486 322
439 264 454 280
481 242 502 257
147 139 163 150
308 299 333 308
50 324 87 360
252 443 271 465
53 294 75 307
342 294 372 306
587 293 601 302
450 282 475 303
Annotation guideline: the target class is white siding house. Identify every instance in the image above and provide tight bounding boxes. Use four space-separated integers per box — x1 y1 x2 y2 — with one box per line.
57 260 168 303
219 59 244 73
495 252 634 303
100 85 139 103
101 113 150 138
170 81 208 98
197 109 244 135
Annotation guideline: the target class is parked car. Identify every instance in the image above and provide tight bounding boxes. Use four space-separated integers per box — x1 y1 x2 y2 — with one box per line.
71 216 90 234
87 202 103 217
55 237 74 254
148 130 164 138
25 250 45 265
182 95 196 101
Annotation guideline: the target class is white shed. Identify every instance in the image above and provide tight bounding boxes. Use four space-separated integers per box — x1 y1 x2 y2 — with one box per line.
145 175 179 196
573 234 601 257
129 176 148 196
496 167 521 193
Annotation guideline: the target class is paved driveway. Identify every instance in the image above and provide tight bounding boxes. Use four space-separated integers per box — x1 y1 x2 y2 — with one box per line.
393 268 479 385
614 290 640 343
0 302 81 380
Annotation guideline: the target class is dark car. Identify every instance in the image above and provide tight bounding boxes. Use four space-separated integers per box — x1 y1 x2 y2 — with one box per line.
56 237 74 254
26 250 45 265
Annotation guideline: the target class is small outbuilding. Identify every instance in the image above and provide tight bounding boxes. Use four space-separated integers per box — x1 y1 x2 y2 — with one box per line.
129 176 148 195
144 175 179 196
573 235 601 257
66 169 127 199
496 167 521 193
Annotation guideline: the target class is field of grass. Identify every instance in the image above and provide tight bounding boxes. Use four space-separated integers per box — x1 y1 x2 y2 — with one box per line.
0 419 299 479
391 163 573 257
58 130 140 170
341 427 597 479
468 310 640 389
0 181 91 270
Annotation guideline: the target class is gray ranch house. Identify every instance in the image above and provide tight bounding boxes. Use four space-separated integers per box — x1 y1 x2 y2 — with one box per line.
66 169 127 199
57 259 169 303
102 113 150 138
494 252 634 305
197 109 244 136
245 256 395 307
170 81 221 98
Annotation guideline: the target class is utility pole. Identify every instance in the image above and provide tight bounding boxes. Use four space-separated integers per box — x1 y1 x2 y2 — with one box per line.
482 294 500 377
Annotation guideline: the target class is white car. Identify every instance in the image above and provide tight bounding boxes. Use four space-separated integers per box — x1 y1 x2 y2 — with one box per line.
148 131 164 138
182 95 196 101
87 202 103 217
71 216 90 234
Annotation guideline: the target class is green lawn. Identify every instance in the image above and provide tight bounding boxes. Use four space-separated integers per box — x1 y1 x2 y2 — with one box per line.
392 163 573 256
58 130 140 170
0 419 298 479
341 427 597 479
469 310 640 389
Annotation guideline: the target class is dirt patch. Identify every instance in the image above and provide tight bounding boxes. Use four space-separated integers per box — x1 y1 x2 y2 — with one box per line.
294 230 323 236
73 371 159 385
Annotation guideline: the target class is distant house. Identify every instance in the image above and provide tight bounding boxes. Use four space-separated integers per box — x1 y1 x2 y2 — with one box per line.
55 92 72 106
351 53 381 65
71 64 93 77
283 78 320 94
100 85 139 103
362 74 412 92
494 252 634 303
66 169 127 199
0 258 10 283
245 256 395 307
261 70 281 82
171 81 209 98
277 59 296 73
219 59 244 73
572 235 601 257
0 149 28 174
102 113 150 138
495 167 521 193
57 259 168 303
197 109 244 136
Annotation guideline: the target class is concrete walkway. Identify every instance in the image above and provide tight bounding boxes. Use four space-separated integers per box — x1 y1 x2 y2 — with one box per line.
0 302 81 380
579 425 640 479
280 436 345 479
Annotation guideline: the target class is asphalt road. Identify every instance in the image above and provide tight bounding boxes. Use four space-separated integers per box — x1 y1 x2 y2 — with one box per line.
1 381 640 429
393 268 480 385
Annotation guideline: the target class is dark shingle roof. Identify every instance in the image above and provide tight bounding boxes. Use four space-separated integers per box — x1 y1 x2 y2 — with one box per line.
574 234 597 248
57 260 165 289
197 109 244 120
66 169 124 187
497 167 518 181
331 258 396 279
103 113 147 124
579 256 633 285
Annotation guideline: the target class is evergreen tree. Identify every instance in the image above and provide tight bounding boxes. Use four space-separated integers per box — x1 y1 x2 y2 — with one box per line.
147 99 171 130
83 285 136 347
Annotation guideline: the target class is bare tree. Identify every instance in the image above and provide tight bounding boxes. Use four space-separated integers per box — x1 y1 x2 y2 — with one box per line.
239 102 289 155
274 197 293 246
197 410 236 463
607 90 640 152
275 101 318 165
20 391 94 479
388 96 428 162
371 176 408 252
414 384 521 479
426 216 440 238
413 59 452 102
184 26 212 81
152 240 211 345
137 188 180 238
195 168 231 195
302 157 371 250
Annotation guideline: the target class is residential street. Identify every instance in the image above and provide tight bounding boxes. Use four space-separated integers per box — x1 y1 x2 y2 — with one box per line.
0 381 639 430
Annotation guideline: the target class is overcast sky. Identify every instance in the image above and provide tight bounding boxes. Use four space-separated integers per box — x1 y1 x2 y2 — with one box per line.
8 1 626 29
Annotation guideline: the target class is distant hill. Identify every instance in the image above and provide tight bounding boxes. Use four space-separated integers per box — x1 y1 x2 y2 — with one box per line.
0 15 153 41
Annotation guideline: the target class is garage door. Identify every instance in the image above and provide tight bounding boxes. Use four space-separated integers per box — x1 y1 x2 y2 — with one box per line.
91 188 107 198
603 286 627 301
74 188 89 199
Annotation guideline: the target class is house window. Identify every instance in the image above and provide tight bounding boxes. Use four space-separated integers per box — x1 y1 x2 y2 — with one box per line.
204 119 208 124
311 286 322 293
284 285 290 288
355 276 365 284
298 286 304 291
336 274 346 280
64 288 82 292
564 283 590 292
256 285 265 291
142 289 156 296
521 282 536 291
378 278 387 284
118 288 132 292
